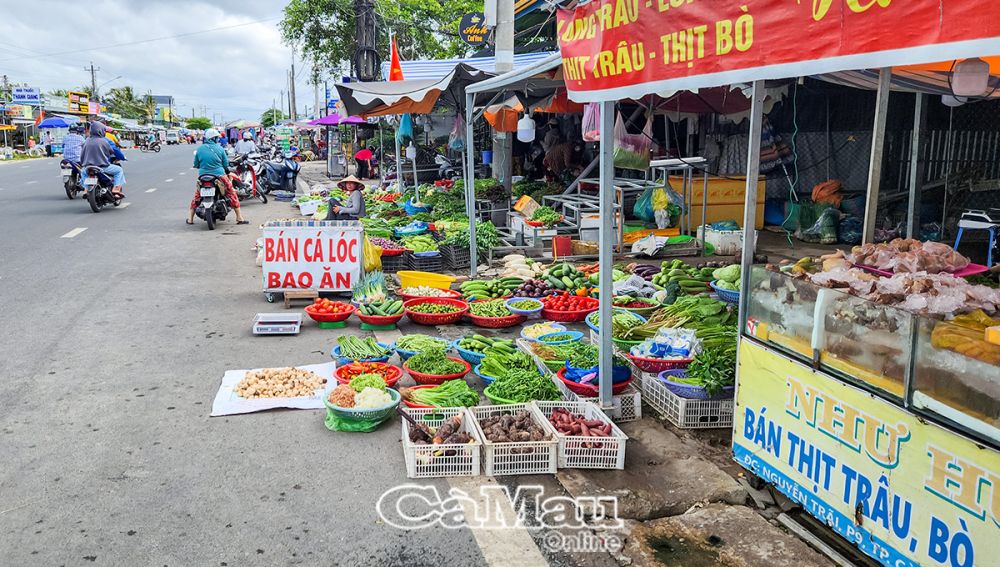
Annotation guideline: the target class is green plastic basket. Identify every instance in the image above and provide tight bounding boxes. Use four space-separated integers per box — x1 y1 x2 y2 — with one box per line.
324 388 400 422
483 384 519 405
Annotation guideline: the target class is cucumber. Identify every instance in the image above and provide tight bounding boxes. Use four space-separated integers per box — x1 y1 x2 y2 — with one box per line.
562 275 575 289
372 304 386 316
548 275 565 289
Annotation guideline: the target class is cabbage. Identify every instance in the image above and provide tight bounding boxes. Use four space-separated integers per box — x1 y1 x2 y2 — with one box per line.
354 387 391 408
712 265 741 283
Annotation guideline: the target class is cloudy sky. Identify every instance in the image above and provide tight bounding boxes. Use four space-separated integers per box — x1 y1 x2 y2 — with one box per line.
0 0 318 121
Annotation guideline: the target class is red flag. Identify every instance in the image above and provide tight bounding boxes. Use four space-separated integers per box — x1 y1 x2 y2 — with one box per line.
34 110 44 125
389 35 404 82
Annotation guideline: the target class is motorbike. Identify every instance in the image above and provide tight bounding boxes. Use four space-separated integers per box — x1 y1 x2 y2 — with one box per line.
194 175 231 230
82 165 125 213
259 150 300 194
140 141 161 153
434 154 460 179
61 159 84 200
230 154 267 204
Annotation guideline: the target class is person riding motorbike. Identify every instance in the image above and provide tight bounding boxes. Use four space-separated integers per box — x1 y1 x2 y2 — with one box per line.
80 121 126 197
61 124 85 164
187 128 246 225
233 131 258 155
145 131 156 149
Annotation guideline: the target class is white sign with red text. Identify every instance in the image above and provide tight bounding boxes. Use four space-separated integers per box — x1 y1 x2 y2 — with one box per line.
262 226 363 292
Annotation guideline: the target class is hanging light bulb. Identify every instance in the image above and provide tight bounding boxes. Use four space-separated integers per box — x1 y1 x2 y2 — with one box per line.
952 57 991 97
405 141 417 160
516 112 536 142
941 94 967 107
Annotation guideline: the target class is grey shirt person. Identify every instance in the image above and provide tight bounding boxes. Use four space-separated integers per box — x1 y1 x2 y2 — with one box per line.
339 190 365 217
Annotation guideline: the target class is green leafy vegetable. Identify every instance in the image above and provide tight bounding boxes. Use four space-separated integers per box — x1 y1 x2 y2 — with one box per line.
406 350 464 375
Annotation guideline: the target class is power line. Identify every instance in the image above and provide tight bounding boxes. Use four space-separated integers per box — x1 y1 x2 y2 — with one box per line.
0 16 282 63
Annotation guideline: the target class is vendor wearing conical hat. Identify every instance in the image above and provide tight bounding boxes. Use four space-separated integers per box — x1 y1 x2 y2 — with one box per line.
326 175 366 220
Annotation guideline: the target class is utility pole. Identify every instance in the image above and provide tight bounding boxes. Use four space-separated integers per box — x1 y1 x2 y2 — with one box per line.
289 57 298 121
86 62 100 99
280 90 285 122
313 65 320 120
323 80 329 117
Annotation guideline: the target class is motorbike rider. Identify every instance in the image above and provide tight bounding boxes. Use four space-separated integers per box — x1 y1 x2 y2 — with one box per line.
80 121 126 197
187 128 247 225
234 131 258 155
61 124 85 164
145 131 156 149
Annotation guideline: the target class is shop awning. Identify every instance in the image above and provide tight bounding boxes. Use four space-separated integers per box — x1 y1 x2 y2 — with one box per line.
379 51 555 81
815 67 1000 98
337 63 495 117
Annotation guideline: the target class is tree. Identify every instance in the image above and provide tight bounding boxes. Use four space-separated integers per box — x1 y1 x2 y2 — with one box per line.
280 0 481 76
261 108 289 129
103 86 144 119
186 116 212 131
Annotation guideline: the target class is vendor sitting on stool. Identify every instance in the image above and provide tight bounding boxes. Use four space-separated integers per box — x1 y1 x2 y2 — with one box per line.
325 175 366 220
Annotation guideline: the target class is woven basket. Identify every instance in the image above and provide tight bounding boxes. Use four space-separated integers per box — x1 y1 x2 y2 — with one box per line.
710 281 740 305
540 306 598 323
467 313 527 328
334 362 403 388
626 353 693 373
657 369 735 400
403 297 469 325
403 357 472 385
323 387 400 421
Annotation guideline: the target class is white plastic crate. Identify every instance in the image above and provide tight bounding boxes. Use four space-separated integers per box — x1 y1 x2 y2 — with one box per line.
534 401 628 469
640 372 733 429
401 407 482 478
578 384 643 422
696 225 758 256
467 404 558 476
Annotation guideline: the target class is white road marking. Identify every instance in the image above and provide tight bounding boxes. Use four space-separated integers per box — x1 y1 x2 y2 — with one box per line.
61 227 88 238
20 165 28 169
25 180 37 185
179 172 186 175
145 188 157 193
165 178 174 183
447 477 549 567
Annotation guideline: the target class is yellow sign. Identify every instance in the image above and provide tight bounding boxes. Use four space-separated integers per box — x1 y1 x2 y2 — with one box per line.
735 340 1000 567
67 91 90 114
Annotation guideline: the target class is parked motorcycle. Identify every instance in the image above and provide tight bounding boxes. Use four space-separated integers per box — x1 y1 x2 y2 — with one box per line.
230 154 267 204
194 175 231 230
61 159 84 200
259 150 300 194
140 141 161 153
82 166 125 213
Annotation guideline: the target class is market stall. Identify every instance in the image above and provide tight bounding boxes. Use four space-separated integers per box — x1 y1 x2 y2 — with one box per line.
554 0 1000 564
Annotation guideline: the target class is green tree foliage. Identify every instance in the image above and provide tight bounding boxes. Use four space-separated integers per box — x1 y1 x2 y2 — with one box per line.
103 86 144 119
261 108 289 128
186 116 212 131
280 0 481 75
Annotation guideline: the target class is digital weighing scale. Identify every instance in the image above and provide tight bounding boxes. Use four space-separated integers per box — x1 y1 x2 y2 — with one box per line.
252 313 303 335
954 209 1000 267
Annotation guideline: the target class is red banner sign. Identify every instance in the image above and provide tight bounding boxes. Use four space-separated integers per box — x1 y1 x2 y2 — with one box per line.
557 1 1000 102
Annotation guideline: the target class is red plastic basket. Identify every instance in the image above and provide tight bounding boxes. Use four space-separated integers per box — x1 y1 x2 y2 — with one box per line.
400 385 437 408
540 305 599 323
403 297 469 326
525 215 563 227
396 288 463 302
555 368 633 396
355 312 405 326
380 248 406 257
403 357 472 385
625 353 693 373
304 303 357 323
466 313 527 328
334 362 403 388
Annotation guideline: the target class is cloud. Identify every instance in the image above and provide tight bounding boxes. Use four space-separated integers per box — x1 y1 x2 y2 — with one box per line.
0 0 319 121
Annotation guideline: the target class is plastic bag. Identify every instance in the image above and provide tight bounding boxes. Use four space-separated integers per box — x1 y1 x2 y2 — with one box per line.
838 215 863 245
633 186 655 222
324 411 387 432
613 113 652 171
448 114 466 152
396 114 414 145
582 103 601 141
651 187 668 211
799 207 841 244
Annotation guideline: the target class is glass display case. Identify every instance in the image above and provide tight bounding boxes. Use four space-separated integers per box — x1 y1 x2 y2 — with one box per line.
744 265 1000 446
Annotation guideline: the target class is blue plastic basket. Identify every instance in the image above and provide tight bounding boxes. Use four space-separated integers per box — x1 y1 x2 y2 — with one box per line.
565 362 631 384
537 331 584 346
657 369 735 400
331 342 393 366
585 309 646 334
472 363 496 386
392 337 451 361
709 281 740 305
505 297 543 317
411 251 441 258
451 340 487 366
403 199 431 216
519 322 566 342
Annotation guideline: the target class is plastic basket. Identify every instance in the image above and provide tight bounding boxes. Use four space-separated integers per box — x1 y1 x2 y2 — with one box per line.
452 341 488 366
555 368 634 396
334 362 403 388
331 342 393 366
403 297 469 326
473 364 497 387
640 372 733 429
541 305 599 323
536 331 584 346
396 288 463 302
393 337 452 361
440 245 471 270
380 254 405 273
625 353 693 373
397 270 456 290
304 303 356 323
709 281 740 305
401 407 482 478
405 252 443 273
615 300 662 317
466 313 527 328
585 309 646 333
403 357 472 385
588 328 643 351
534 401 628 469
482 383 516 404
324 387 400 422
467 404 558 475
657 369 735 400
577 384 643 422
356 312 405 327
380 247 406 257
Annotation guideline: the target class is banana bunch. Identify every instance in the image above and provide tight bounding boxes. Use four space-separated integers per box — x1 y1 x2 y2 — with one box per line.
362 236 382 273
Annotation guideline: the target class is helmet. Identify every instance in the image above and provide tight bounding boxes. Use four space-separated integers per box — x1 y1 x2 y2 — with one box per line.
204 128 220 140
70 124 84 134
242 131 252 140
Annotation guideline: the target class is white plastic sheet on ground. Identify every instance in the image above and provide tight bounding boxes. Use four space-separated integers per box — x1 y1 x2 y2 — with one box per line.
210 361 336 416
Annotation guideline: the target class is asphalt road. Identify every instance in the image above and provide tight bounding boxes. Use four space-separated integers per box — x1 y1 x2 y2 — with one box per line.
0 145 493 566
